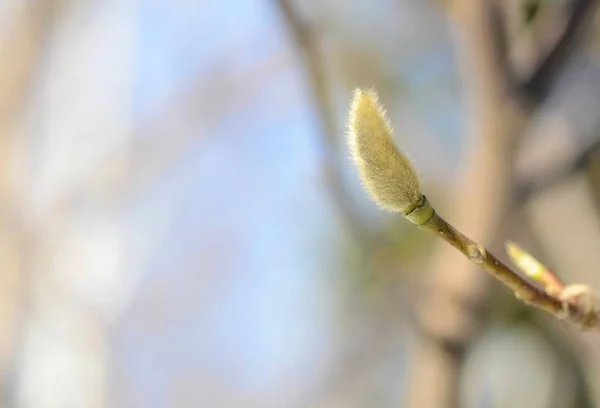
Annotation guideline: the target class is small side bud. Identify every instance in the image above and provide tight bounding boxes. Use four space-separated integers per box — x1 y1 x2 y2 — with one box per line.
505 241 564 295
347 88 422 214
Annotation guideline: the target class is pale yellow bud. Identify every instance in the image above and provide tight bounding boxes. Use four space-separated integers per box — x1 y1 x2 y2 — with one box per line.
347 88 422 214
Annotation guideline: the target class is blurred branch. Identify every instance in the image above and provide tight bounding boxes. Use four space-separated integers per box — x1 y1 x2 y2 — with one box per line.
0 1 55 121
0 1 57 407
519 0 599 103
489 0 519 95
274 0 374 244
515 140 600 206
458 0 599 104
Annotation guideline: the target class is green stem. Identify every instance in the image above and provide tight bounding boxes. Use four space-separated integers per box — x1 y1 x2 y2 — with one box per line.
407 195 577 320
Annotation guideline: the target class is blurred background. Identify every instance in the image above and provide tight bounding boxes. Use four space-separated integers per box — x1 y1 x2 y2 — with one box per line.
2 0 600 407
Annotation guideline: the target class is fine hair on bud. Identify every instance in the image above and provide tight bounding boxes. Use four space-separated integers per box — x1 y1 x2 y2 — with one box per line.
347 88 422 213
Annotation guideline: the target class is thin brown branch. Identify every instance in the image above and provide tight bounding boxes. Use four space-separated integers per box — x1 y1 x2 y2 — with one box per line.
413 202 600 330
520 0 599 103
274 0 374 243
419 210 563 311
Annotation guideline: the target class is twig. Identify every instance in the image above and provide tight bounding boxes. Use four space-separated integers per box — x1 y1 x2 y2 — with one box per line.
416 203 563 310
416 200 600 330
349 88 600 331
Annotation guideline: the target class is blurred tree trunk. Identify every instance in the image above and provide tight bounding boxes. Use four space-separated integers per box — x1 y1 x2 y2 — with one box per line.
0 2 55 406
405 3 525 407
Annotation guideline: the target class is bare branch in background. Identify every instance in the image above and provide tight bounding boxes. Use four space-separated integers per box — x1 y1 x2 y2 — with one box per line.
0 1 55 121
0 0 56 404
520 0 599 103
0 1 60 407
489 0 519 95
515 140 600 206
274 0 375 244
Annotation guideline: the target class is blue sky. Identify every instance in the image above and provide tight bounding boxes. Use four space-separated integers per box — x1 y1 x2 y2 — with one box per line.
114 0 464 406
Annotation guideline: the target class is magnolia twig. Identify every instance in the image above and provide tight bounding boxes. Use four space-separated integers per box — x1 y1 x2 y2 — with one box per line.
347 88 600 331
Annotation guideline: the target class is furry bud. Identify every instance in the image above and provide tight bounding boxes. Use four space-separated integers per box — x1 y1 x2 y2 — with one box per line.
347 88 422 214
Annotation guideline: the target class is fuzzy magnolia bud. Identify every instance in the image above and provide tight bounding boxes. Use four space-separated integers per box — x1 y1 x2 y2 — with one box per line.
347 88 423 215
